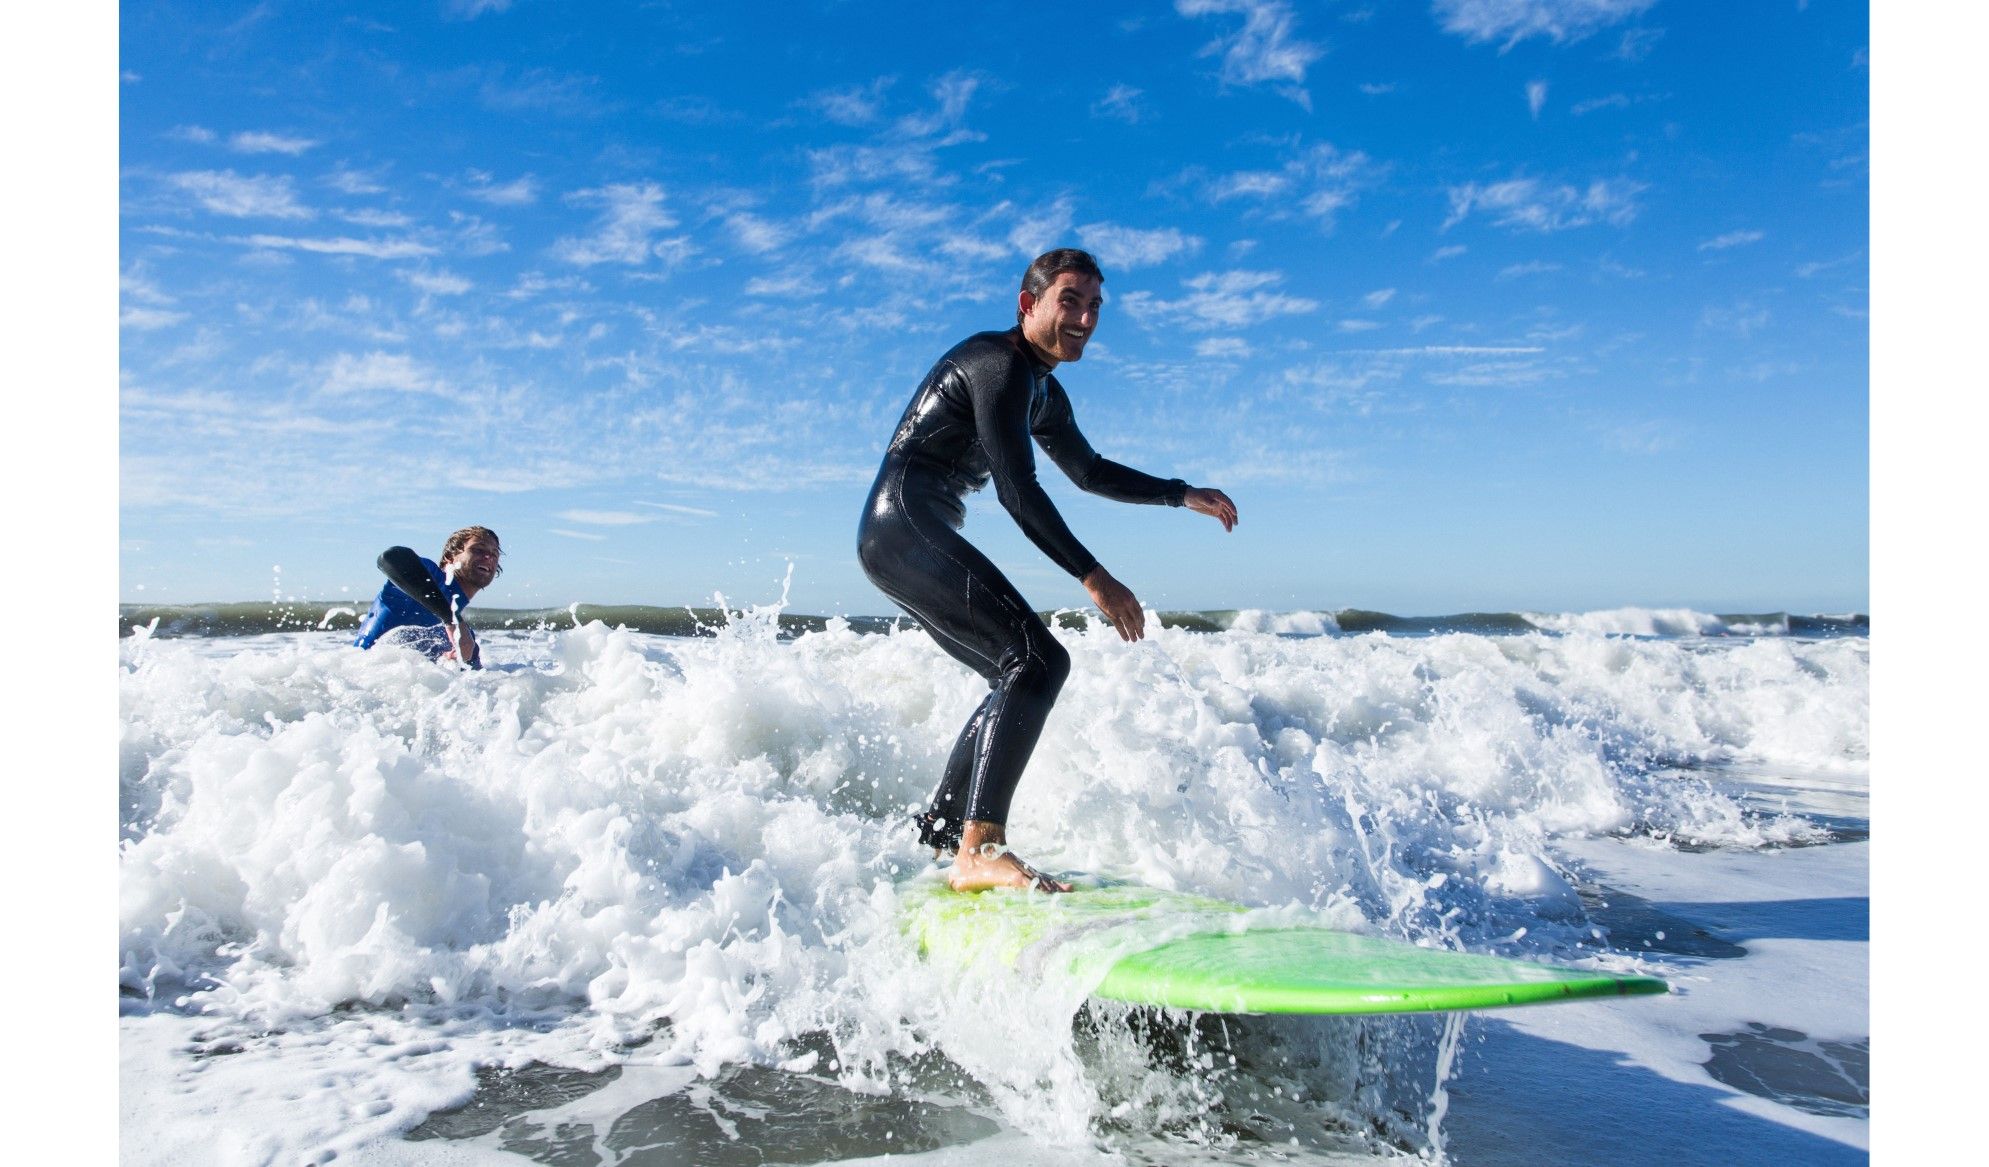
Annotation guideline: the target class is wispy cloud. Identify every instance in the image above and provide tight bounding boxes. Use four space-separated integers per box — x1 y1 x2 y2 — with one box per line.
553 183 686 266
549 528 609 541
122 306 189 330
319 351 454 396
1573 93 1630 115
1195 337 1253 359
1007 196 1076 258
1498 260 1563 279
636 501 721 519
1700 301 1770 339
1433 0 1657 50
1699 229 1764 251
464 170 539 206
326 165 389 195
1429 244 1467 263
1077 222 1203 269
556 509 654 526
1442 174 1644 232
802 78 895 126
230 131 319 155
1181 141 1382 230
171 170 314 219
1527 80 1549 118
1118 269 1319 331
238 232 438 259
403 269 472 295
1362 287 1396 308
167 125 216 144
1177 0 1326 107
478 66 610 117
446 0 515 18
1092 84 1146 123
1794 250 1864 278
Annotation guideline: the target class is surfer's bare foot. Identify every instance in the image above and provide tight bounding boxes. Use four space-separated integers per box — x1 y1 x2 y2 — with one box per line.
948 822 1071 893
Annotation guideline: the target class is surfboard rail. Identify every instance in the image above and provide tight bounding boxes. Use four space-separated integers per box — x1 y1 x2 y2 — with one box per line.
899 877 1668 1016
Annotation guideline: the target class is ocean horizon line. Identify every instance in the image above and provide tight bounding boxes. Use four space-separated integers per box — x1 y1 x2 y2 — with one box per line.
118 601 1871 642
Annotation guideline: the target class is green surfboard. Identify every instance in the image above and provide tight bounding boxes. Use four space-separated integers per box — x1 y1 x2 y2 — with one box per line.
899 878 1667 1016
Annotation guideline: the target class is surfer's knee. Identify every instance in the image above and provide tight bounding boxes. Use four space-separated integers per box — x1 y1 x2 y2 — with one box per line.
1008 634 1069 696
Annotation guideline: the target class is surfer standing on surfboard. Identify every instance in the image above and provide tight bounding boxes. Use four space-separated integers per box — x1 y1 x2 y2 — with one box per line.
354 526 503 667
857 248 1238 893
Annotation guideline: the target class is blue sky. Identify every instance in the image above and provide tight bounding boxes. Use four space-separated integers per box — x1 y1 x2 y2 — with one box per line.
116 1 1870 616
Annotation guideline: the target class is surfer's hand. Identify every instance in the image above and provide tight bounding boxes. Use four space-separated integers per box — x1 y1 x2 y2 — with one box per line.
1083 566 1145 642
443 624 479 666
1184 486 1237 532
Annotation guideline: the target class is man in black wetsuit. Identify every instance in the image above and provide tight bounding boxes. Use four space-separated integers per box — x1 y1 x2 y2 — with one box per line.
857 248 1238 893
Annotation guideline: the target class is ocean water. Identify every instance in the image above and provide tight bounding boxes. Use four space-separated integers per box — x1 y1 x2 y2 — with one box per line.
118 603 1869 1166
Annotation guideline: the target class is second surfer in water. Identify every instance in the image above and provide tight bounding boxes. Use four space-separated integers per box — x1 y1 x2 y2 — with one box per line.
857 248 1238 893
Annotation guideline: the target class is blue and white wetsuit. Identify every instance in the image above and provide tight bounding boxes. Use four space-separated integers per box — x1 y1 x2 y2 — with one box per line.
353 556 474 663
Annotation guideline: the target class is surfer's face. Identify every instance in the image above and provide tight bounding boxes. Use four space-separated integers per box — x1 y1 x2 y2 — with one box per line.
448 535 502 590
1019 272 1102 367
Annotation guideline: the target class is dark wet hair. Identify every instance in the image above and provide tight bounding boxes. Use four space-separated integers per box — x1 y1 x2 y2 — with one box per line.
440 526 503 578
1018 248 1104 324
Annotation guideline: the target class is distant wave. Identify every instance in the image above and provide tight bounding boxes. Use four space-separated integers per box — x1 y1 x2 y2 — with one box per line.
118 602 1870 641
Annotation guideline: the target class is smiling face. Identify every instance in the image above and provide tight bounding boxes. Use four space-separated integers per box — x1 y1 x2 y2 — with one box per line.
441 529 503 593
1018 271 1103 367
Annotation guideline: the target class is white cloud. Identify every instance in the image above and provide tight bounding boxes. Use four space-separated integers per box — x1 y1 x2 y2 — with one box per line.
1498 260 1563 279
1360 82 1397 96
1007 197 1076 257
1092 85 1146 123
230 131 319 155
1077 223 1203 269
744 271 825 298
637 501 721 518
239 233 438 259
1177 0 1326 106
167 125 216 143
1433 0 1657 49
326 166 390 195
338 207 413 228
1603 421 1675 455
172 170 314 219
1699 229 1765 251
1195 337 1253 358
1117 269 1319 331
1429 244 1467 262
1700 301 1770 339
553 182 682 266
1195 142 1380 230
121 306 189 330
1338 319 1381 332
1443 174 1644 232
549 528 608 541
465 171 539 206
1527 80 1548 118
403 269 472 295
320 352 452 396
556 509 654 526
1362 287 1396 308
804 78 894 126
726 210 795 254
447 0 514 17
1573 93 1632 115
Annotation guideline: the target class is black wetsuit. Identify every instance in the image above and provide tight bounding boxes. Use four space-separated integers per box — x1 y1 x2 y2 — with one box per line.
857 328 1187 850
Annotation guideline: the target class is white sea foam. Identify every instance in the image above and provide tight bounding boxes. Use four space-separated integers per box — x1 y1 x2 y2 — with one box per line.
118 615 1868 1164
1224 608 1341 635
1523 606 1790 638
